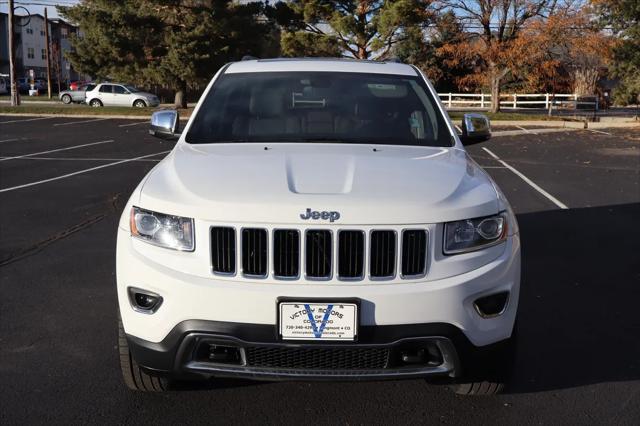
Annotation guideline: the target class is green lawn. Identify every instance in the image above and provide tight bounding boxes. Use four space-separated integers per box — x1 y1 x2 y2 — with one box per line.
0 95 59 102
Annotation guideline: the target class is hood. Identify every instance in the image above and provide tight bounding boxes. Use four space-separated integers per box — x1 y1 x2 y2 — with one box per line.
139 143 499 225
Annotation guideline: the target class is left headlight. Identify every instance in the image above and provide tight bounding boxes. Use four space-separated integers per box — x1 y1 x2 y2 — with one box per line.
130 207 194 251
444 212 507 255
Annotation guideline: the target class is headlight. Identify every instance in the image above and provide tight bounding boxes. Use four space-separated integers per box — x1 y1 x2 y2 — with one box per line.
444 213 507 255
130 207 194 251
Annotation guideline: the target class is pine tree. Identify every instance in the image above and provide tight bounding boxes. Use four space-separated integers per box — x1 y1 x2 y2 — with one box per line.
593 0 640 105
59 0 275 107
272 0 436 60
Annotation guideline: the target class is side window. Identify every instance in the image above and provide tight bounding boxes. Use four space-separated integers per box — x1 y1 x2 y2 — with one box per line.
113 85 127 94
99 85 112 93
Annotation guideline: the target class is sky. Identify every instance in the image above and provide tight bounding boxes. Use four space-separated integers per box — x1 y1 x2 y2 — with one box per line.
0 0 80 20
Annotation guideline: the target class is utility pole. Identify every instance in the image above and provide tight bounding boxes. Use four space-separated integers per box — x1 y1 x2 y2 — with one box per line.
8 0 20 106
44 8 52 99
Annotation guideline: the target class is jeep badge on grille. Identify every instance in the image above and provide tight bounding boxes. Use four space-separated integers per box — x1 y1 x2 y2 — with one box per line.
300 208 341 222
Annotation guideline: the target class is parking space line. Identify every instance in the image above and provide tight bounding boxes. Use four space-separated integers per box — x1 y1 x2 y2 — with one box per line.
588 129 612 136
0 156 161 162
118 121 148 128
0 116 56 124
482 147 569 210
0 151 170 193
0 138 20 143
53 118 111 127
0 140 114 162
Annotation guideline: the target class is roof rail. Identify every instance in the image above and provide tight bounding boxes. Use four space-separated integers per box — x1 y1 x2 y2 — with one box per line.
241 55 258 61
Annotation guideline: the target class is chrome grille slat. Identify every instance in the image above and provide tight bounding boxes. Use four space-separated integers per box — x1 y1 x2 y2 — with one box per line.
211 227 236 274
370 230 396 279
401 230 427 278
338 230 364 280
273 230 300 278
242 228 268 277
305 230 332 279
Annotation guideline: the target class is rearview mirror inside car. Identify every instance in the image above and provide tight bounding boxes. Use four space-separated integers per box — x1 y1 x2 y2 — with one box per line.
150 110 180 140
460 113 491 145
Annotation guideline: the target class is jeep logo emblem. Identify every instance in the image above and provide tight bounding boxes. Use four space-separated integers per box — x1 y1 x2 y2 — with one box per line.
300 208 341 223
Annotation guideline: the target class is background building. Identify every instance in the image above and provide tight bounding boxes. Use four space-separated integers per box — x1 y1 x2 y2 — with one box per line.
0 11 86 89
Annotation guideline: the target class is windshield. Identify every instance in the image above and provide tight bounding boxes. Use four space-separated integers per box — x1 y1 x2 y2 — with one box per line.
124 85 139 92
186 72 453 147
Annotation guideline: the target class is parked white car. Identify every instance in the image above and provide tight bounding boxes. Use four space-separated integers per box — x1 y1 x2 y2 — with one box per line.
116 58 520 395
85 83 160 107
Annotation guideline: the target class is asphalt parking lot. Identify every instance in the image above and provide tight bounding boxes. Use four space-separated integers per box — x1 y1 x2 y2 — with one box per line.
1 116 639 424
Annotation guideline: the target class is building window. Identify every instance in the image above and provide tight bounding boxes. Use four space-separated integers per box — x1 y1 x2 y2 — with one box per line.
26 28 33 34
41 49 46 60
61 28 68 39
40 30 45 36
27 47 35 59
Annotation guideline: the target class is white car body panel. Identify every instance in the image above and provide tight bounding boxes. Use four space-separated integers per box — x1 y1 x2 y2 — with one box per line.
116 59 520 354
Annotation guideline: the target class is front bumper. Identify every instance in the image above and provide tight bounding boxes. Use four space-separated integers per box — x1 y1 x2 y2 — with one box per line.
126 320 515 380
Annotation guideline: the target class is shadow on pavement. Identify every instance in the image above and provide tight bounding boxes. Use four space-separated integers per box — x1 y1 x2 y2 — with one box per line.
509 202 640 393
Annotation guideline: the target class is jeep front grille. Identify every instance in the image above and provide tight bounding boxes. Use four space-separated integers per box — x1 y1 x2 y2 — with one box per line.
210 226 428 281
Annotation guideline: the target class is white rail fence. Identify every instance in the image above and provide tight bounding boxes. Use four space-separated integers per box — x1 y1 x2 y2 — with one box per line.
438 93 599 110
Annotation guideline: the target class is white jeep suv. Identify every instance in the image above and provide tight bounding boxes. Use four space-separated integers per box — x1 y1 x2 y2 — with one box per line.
116 58 520 395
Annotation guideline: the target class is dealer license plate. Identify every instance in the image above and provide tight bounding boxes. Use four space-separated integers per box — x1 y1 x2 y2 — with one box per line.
279 302 358 341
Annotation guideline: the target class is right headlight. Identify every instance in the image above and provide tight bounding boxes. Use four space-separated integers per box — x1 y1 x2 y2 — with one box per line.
444 212 507 255
130 206 194 251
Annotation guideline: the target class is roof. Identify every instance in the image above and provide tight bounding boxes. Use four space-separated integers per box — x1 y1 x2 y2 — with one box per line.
225 58 418 76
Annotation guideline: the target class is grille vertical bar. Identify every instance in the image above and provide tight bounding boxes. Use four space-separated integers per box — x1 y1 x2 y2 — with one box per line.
273 230 300 278
370 230 396 278
338 231 365 279
242 228 268 277
401 230 427 277
211 227 236 274
305 230 332 279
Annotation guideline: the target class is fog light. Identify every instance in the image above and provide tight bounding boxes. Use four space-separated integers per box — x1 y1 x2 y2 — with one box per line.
474 291 509 318
128 287 163 314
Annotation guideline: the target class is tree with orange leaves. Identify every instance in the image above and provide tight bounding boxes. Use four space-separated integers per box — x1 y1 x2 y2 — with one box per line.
441 0 562 112
511 8 613 96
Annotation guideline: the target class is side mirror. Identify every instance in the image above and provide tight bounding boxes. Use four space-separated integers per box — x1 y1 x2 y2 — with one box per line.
460 113 491 145
150 110 180 140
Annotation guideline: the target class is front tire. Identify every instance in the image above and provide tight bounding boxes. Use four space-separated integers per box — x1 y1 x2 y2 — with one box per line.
61 94 72 104
448 327 517 396
118 317 168 392
89 99 103 107
133 100 147 108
